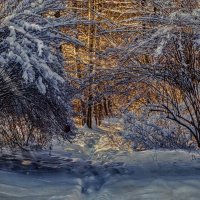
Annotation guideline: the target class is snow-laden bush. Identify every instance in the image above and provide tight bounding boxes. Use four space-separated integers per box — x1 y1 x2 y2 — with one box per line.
122 111 196 150
0 0 82 149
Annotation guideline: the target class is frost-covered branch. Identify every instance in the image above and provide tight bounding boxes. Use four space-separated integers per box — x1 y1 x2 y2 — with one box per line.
0 0 84 149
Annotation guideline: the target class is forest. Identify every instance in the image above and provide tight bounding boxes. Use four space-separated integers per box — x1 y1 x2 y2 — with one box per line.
0 0 200 200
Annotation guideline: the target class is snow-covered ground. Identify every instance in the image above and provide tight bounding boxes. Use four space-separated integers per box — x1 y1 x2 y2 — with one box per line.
1 150 200 200
1 120 200 200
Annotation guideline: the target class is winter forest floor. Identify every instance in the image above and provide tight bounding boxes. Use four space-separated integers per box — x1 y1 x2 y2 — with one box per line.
1 119 200 200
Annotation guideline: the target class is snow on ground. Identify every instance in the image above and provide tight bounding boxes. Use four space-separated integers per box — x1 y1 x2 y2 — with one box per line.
1 118 200 200
1 149 200 200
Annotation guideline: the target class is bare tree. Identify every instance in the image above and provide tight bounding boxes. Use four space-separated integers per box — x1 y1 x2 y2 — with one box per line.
95 1 200 147
149 34 200 147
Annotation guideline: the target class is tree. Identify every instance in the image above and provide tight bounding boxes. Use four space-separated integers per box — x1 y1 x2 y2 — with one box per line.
0 0 82 149
149 33 200 147
62 0 116 128
103 0 200 147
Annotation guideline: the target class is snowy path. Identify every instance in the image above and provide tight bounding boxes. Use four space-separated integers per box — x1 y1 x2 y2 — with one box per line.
1 150 200 200
1 171 200 200
1 124 200 199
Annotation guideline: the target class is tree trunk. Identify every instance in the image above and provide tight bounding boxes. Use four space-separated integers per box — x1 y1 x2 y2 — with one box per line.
86 0 96 128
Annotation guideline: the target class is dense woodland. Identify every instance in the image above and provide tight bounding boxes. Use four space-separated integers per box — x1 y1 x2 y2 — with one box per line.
0 0 200 150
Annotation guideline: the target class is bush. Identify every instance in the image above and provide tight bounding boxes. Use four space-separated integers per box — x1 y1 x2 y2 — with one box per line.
122 111 196 150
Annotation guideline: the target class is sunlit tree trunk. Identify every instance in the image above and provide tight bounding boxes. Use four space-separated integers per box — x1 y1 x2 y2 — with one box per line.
86 0 96 128
72 0 87 126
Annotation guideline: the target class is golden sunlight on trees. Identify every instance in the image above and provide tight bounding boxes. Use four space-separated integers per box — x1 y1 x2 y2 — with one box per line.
1 0 200 150
61 0 145 128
